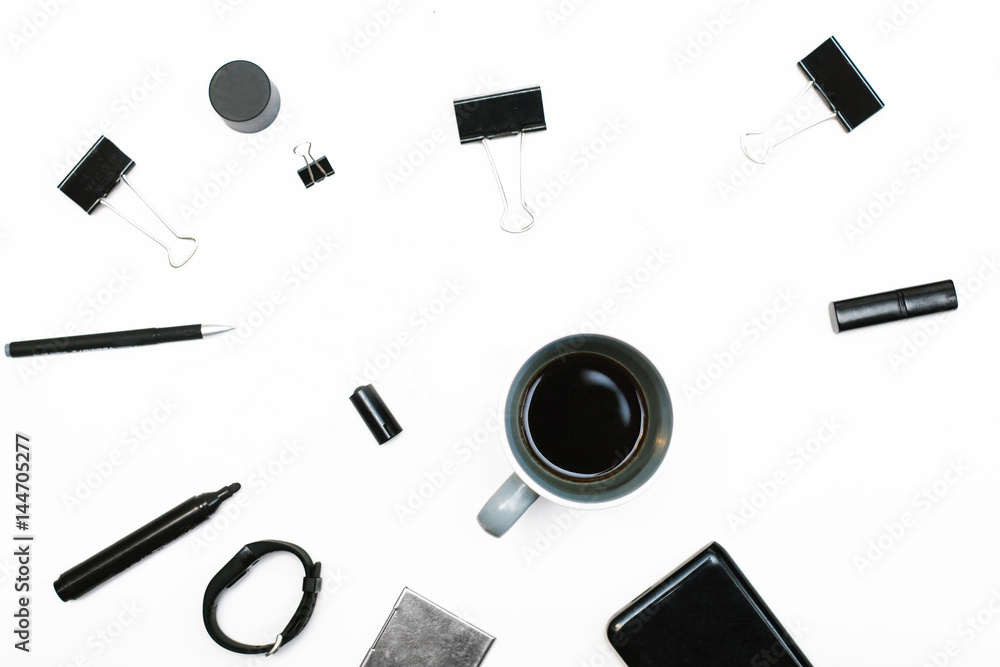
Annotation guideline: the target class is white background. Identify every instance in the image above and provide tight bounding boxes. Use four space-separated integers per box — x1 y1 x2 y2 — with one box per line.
2 0 999 665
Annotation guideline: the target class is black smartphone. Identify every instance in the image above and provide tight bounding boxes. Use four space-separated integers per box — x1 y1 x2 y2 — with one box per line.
607 542 813 667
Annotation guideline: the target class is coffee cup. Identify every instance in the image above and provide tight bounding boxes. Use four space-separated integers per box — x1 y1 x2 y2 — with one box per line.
477 334 673 537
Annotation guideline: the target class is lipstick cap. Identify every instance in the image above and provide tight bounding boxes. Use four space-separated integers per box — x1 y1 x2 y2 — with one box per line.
350 385 402 445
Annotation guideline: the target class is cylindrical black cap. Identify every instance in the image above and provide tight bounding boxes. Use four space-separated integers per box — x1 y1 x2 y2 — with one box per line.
830 280 958 333
350 385 403 445
209 60 281 134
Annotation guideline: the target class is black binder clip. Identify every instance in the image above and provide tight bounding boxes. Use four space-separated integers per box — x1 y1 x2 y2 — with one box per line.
741 37 884 164
293 142 334 188
454 86 546 233
57 136 198 268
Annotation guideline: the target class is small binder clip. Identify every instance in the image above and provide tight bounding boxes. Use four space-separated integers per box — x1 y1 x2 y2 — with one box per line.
454 86 546 233
57 136 198 268
741 37 884 164
293 142 334 188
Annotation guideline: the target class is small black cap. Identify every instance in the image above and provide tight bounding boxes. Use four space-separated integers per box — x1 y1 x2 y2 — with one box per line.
209 60 281 134
350 385 402 445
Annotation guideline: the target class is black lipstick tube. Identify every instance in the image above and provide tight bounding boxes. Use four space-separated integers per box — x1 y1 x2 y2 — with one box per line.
830 280 958 333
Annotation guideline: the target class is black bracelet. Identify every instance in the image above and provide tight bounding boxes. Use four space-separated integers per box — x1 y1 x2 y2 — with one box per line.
203 540 322 655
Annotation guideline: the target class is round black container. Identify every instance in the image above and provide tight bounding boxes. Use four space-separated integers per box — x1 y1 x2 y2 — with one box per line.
209 60 280 134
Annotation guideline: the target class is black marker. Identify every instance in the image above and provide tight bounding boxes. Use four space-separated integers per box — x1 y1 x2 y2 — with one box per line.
54 484 241 602
5 324 233 358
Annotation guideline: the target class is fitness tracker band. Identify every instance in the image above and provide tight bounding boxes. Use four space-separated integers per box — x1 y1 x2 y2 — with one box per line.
203 540 322 655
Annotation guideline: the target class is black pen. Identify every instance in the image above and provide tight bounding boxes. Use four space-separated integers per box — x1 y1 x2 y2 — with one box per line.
5 324 234 358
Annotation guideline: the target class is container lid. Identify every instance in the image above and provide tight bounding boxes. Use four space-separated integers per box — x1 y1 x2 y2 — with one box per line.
350 385 403 445
209 60 273 123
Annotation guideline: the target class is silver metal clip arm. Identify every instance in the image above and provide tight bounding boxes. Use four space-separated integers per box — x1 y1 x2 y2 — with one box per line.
97 173 198 268
482 131 535 234
740 81 837 165
293 142 328 186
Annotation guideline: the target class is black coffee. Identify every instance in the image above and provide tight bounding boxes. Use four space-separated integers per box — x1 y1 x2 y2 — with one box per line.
520 353 647 480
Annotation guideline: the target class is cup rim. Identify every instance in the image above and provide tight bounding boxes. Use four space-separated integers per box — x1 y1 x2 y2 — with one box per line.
496 334 671 511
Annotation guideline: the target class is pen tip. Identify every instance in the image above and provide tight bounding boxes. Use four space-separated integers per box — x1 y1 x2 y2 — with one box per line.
201 325 236 338
218 483 241 499
4 343 10 358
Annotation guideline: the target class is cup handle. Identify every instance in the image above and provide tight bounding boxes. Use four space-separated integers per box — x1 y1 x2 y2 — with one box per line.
477 474 540 538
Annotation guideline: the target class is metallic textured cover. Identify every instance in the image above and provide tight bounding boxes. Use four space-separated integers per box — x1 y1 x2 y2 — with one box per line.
361 588 495 667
